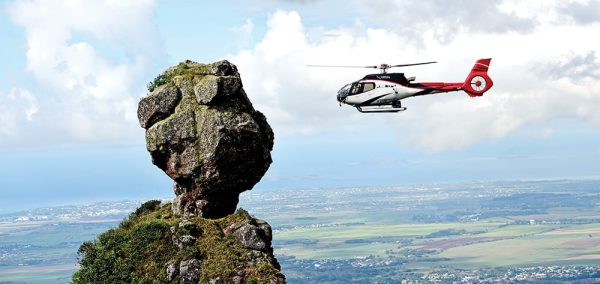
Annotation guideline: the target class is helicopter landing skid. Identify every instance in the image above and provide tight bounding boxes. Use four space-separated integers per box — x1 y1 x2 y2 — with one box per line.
356 105 407 113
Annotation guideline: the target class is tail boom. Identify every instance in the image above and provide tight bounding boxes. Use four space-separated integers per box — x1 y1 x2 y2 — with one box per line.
410 59 493 97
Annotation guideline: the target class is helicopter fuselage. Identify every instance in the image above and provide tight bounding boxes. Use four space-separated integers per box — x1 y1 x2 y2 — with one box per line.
337 73 464 113
335 58 493 113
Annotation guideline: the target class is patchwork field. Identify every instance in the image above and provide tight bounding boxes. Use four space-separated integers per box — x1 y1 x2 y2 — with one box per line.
272 221 600 267
437 224 600 267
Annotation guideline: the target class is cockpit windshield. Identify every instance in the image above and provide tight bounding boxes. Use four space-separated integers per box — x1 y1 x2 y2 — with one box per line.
337 84 351 102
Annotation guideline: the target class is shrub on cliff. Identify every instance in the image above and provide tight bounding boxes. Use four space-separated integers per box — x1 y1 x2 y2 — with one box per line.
73 201 176 283
72 201 284 283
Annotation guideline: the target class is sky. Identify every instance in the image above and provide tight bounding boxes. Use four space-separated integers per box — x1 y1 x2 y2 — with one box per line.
1 0 600 212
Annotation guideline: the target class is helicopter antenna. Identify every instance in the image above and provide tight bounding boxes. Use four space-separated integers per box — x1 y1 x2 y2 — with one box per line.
307 61 437 74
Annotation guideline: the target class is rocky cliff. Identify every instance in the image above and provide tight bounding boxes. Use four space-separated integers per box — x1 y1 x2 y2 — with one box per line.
72 60 284 283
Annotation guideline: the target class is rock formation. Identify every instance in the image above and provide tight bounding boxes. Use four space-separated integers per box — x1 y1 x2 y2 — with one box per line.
138 60 274 219
72 61 284 283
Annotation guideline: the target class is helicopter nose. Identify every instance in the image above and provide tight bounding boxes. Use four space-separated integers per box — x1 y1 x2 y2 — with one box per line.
337 92 347 103
337 84 350 103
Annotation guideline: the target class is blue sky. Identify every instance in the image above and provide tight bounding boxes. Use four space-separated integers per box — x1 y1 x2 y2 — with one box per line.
1 0 600 212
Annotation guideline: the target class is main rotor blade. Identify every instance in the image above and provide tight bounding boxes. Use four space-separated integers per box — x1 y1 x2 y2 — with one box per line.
391 61 437 68
306 65 378 69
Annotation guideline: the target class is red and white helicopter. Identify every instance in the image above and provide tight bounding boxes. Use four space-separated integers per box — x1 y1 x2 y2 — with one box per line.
310 58 493 113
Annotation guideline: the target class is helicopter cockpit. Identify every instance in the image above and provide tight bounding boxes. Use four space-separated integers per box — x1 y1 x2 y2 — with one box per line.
337 81 377 102
337 82 378 103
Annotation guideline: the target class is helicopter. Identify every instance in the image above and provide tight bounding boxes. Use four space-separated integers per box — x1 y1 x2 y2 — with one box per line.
309 58 493 113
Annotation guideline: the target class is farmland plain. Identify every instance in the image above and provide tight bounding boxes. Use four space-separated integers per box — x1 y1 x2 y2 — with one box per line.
1 180 600 283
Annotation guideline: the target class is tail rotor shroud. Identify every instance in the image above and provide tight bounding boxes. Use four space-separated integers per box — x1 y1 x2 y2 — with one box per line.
462 58 493 97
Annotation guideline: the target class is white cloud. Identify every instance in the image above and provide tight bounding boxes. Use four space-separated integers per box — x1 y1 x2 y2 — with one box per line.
3 0 164 146
231 19 255 48
0 88 38 140
355 0 536 45
560 0 600 25
536 51 600 81
3 1 598 152
232 5 600 152
232 11 402 136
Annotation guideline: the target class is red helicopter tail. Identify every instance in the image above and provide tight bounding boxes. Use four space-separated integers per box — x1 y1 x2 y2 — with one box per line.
462 58 493 97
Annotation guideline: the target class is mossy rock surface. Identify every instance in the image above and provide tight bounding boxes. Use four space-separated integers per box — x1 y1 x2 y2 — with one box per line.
138 60 274 219
72 201 285 284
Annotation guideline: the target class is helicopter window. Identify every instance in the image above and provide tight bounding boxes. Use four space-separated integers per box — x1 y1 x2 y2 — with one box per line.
362 82 375 92
350 82 376 95
350 83 360 95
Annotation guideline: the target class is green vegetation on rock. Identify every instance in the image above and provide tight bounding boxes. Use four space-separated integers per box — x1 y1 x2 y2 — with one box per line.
146 61 213 92
72 201 284 284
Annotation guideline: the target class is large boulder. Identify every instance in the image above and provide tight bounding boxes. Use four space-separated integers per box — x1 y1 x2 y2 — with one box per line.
180 258 202 284
138 60 274 218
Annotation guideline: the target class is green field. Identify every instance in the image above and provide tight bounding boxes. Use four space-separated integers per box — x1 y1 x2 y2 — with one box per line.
277 222 503 241
274 221 600 270
439 224 600 266
276 222 505 260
